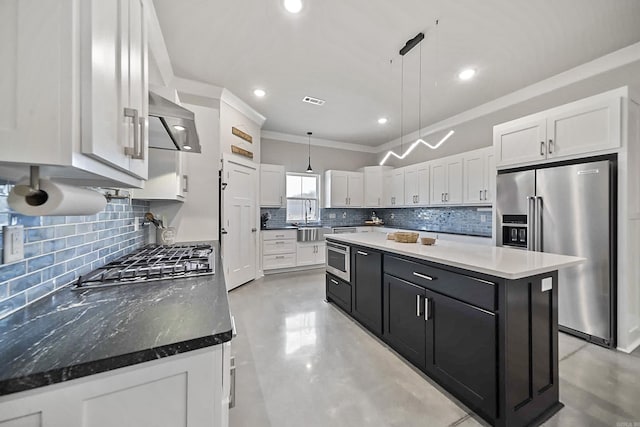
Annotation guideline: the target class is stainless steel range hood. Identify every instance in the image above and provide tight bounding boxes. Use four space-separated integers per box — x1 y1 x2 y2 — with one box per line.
148 92 201 153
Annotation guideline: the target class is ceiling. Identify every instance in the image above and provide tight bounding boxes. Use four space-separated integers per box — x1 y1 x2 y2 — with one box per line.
153 0 640 148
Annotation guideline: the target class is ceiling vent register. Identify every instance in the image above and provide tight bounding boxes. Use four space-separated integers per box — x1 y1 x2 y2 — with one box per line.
302 96 325 106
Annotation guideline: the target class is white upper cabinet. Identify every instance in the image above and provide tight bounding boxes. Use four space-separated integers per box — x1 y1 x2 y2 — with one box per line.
463 147 495 204
430 155 463 205
324 170 364 208
132 148 186 201
361 166 390 208
260 164 285 207
0 0 148 187
495 88 623 168
403 162 429 206
384 169 405 207
82 0 149 179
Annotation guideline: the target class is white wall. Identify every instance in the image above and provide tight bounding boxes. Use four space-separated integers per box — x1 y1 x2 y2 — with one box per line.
150 102 220 242
261 138 377 174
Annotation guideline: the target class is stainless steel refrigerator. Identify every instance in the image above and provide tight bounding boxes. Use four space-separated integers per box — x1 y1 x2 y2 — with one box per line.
496 157 616 347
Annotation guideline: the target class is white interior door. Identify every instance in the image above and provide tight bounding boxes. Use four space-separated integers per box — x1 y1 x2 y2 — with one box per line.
222 157 257 290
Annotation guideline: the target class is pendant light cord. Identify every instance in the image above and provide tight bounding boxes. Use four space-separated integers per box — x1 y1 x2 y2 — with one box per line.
418 39 422 138
400 56 404 153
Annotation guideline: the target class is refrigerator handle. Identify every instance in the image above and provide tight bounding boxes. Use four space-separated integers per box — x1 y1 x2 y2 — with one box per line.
535 196 543 252
527 196 535 251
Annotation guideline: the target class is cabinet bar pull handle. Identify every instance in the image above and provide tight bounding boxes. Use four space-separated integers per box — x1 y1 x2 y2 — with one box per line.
276 234 284 238
479 190 483 200
540 140 545 156
416 294 421 317
330 279 339 285
123 108 140 158
280 196 283 205
275 256 285 259
425 297 430 320
441 193 444 202
357 251 368 256
445 193 449 202
136 116 145 160
484 189 488 200
413 271 434 281
548 138 553 154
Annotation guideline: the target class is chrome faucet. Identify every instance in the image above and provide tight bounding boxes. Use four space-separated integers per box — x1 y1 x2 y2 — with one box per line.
304 199 312 225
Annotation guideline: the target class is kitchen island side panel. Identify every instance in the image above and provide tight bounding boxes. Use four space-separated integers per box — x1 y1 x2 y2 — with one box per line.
499 271 560 427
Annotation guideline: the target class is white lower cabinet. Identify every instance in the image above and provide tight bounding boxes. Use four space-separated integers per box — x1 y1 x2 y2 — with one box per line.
262 230 296 271
0 345 230 427
296 242 326 267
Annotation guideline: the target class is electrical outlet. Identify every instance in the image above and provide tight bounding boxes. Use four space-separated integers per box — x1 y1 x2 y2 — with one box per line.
480 215 487 223
134 217 142 231
342 212 347 219
3 225 24 264
329 213 336 219
390 213 395 219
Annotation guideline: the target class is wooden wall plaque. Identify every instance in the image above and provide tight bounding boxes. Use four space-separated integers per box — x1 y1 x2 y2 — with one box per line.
231 145 254 159
232 127 253 143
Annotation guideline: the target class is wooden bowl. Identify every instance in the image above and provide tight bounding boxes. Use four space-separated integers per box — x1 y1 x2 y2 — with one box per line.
420 237 436 245
395 232 419 243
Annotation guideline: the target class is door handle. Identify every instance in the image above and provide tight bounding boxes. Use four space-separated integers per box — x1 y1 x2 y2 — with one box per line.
221 228 228 235
123 108 140 158
526 196 535 251
540 140 545 156
548 139 554 154
424 297 430 321
535 196 543 252
416 294 421 317
413 271 434 281
251 228 257 232
357 250 368 256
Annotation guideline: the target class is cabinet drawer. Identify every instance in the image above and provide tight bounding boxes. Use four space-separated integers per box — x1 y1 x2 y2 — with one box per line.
263 253 296 270
263 240 296 255
326 274 351 312
262 230 296 241
384 255 496 311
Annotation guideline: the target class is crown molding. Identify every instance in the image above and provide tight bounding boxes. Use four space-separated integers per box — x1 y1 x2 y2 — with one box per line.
220 89 267 127
261 131 378 153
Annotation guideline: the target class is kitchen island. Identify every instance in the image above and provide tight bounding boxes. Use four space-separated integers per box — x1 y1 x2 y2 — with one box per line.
325 233 583 427
0 242 232 427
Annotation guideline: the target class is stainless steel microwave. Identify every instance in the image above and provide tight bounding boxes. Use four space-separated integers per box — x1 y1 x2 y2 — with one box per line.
326 241 350 282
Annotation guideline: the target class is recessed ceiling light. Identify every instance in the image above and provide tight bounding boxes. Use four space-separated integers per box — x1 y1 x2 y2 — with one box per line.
253 89 266 97
173 125 186 131
378 118 388 125
183 145 192 151
284 0 302 13
458 68 476 81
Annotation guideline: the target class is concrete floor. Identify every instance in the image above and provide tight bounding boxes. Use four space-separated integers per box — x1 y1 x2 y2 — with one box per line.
228 269 640 427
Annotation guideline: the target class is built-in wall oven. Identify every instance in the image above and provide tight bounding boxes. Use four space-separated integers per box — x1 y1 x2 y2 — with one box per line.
326 241 350 282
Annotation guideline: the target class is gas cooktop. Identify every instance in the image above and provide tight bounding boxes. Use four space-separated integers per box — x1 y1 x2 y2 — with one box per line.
73 244 214 290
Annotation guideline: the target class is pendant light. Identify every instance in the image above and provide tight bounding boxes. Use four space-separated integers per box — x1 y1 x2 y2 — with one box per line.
380 20 454 166
306 132 313 173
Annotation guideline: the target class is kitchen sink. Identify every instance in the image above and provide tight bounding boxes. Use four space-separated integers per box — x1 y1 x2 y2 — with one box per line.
297 227 332 242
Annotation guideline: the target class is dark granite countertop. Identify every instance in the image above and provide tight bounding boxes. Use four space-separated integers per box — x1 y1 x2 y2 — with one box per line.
0 242 232 396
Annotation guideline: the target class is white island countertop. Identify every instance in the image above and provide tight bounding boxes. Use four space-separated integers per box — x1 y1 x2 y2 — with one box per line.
325 233 585 280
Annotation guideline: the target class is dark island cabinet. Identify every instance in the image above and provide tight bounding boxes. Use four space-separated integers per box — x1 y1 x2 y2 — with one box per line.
383 272 496 419
326 273 351 313
352 247 383 335
429 291 496 420
325 241 562 427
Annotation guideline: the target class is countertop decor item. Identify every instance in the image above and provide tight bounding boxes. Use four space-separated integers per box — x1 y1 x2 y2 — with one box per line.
394 232 419 243
386 232 396 240
421 236 436 245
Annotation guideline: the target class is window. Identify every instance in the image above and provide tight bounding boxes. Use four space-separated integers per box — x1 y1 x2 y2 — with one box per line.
286 173 320 222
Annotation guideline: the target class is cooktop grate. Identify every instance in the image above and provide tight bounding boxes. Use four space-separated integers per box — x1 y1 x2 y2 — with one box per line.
73 244 214 290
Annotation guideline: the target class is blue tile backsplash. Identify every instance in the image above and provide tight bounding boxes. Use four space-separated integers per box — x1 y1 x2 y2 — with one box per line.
261 206 492 237
0 195 149 319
